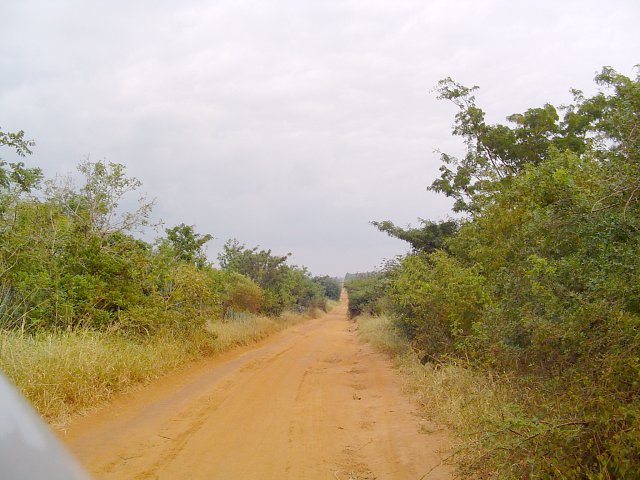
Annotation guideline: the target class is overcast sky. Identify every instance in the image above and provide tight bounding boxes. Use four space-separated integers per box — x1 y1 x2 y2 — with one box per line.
1 0 638 277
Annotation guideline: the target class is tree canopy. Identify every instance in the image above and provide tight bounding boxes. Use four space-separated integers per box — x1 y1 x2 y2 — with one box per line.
370 219 458 252
0 127 41 195
428 68 640 213
164 223 213 268
364 66 640 477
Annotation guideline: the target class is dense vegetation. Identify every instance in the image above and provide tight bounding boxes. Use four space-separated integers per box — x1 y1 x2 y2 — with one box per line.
347 67 640 478
0 136 340 419
218 239 341 316
343 272 388 318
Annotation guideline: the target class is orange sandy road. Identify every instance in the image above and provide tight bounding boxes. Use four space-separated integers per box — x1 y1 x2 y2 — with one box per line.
58 296 451 479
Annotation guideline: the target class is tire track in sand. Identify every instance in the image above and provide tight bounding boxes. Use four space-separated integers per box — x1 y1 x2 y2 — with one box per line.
58 294 452 479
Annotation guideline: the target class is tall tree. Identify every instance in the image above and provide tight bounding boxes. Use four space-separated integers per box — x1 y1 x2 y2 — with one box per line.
0 127 41 205
371 219 458 252
46 160 155 241
164 223 213 268
429 78 592 212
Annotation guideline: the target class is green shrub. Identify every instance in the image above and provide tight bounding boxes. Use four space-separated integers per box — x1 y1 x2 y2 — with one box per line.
387 251 489 358
370 68 640 476
344 273 389 317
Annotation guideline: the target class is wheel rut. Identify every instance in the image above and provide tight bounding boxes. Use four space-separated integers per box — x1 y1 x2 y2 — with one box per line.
58 295 452 479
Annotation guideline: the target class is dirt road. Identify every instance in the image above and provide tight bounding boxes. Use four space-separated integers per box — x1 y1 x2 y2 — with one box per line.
58 296 451 479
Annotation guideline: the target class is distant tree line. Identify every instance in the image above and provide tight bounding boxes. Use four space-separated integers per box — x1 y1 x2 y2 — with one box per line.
0 134 341 335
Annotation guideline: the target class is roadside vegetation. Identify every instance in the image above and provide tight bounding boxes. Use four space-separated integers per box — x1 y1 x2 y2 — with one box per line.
0 132 341 422
1 313 306 423
348 67 640 478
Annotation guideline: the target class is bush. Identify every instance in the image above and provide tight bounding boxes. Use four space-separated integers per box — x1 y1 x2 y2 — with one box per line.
370 69 640 477
387 251 489 358
215 271 264 319
344 273 388 317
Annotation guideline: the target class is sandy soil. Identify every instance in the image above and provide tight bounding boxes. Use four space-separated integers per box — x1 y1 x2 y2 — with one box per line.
57 295 451 479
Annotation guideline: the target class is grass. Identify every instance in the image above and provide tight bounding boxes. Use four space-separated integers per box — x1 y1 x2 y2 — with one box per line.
324 299 339 312
357 314 512 477
356 314 409 356
357 315 640 478
0 311 307 424
396 353 513 476
208 311 307 352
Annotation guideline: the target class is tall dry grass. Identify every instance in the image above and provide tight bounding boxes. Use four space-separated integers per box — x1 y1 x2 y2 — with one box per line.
207 311 307 352
397 354 516 476
357 315 513 477
0 330 196 423
0 311 307 424
356 314 409 356
324 299 339 312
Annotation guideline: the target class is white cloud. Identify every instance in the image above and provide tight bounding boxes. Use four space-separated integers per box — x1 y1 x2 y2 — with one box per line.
1 0 638 276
